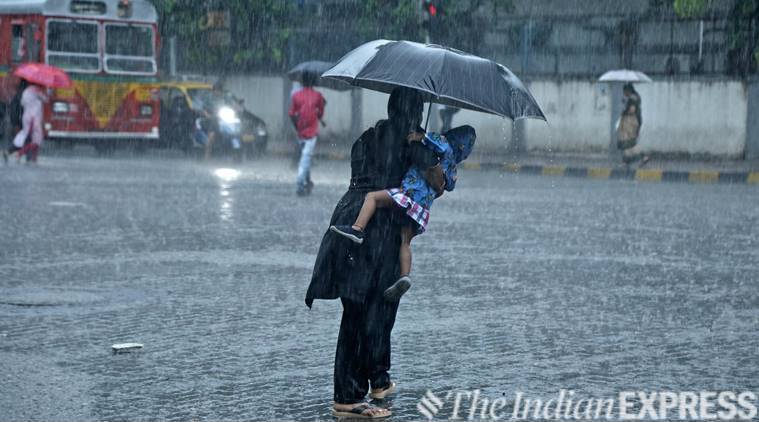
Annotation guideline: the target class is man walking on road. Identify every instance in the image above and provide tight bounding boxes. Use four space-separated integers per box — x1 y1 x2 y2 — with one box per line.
289 72 325 196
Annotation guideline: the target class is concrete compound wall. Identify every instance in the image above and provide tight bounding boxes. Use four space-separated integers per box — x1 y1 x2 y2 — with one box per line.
635 81 746 157
523 81 610 153
226 75 753 158
225 76 285 136
523 80 748 157
748 79 759 159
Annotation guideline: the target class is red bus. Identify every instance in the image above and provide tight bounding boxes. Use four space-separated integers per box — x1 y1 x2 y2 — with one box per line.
0 0 160 148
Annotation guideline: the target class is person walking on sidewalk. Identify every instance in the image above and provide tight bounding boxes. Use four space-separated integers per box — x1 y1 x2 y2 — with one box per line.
288 72 325 196
617 83 649 166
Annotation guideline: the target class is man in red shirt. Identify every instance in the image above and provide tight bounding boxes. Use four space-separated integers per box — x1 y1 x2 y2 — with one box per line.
288 73 326 196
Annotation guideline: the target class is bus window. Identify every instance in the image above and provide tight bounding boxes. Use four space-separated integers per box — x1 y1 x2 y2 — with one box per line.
11 24 40 63
46 20 100 72
11 24 25 63
25 24 40 62
104 24 156 75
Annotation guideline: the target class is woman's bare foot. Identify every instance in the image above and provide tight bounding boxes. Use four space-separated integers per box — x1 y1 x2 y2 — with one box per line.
332 402 391 418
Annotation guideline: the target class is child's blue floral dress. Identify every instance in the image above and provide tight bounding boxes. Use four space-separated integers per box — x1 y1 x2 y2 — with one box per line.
387 125 476 233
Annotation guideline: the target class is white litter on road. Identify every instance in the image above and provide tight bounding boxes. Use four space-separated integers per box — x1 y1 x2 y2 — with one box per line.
112 343 143 353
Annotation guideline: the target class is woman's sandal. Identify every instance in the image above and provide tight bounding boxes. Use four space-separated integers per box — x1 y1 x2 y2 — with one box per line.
369 382 396 400
332 403 391 419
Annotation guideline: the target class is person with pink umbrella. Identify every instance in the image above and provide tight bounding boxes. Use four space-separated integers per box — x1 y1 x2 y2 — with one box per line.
3 63 71 164
3 79 47 163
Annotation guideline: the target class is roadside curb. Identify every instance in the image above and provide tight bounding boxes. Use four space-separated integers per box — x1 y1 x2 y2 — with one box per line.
462 162 759 185
288 151 759 185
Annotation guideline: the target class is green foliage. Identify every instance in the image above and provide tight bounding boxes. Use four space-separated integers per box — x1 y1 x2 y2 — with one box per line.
492 0 515 14
150 0 516 73
673 0 708 18
724 0 759 75
352 0 421 40
150 0 297 72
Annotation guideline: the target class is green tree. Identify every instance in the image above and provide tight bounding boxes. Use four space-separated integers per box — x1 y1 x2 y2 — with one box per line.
724 0 759 75
151 0 516 74
673 0 708 18
151 0 297 73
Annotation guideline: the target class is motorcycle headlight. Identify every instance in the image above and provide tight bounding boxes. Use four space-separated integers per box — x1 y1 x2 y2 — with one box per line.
256 124 267 137
217 106 240 124
52 101 69 113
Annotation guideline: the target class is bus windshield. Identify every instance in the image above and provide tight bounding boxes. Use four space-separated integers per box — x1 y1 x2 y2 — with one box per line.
105 24 156 75
46 20 100 72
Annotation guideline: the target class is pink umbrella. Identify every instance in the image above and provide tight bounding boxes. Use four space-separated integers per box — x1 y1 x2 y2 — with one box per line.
13 63 73 88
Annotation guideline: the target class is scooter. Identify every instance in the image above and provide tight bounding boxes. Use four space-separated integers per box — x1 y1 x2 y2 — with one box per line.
216 105 243 161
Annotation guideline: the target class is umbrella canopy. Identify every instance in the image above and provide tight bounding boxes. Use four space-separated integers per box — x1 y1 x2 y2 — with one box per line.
13 63 72 88
598 69 652 83
322 39 545 120
287 60 351 91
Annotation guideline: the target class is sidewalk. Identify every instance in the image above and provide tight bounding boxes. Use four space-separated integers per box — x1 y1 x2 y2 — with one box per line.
463 151 759 184
295 142 759 184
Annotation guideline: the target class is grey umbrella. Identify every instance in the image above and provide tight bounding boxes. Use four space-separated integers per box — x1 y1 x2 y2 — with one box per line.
287 61 352 91
322 39 545 121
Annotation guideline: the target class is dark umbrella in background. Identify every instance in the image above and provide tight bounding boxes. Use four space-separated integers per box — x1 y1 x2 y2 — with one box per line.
287 61 352 91
322 39 546 125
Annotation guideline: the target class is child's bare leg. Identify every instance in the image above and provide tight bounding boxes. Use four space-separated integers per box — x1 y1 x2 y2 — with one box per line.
384 225 414 301
329 190 393 244
353 190 394 231
398 225 413 276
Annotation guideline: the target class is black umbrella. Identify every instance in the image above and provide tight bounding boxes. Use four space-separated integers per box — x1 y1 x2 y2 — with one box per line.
287 61 351 91
322 40 545 121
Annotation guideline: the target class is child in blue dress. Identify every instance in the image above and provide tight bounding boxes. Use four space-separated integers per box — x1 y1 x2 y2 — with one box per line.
331 125 476 301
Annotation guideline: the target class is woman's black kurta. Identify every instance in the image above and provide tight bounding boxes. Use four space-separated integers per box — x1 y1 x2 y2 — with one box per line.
305 104 438 403
305 120 436 307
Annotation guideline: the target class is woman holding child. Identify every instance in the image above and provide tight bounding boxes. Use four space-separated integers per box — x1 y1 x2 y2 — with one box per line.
305 87 476 419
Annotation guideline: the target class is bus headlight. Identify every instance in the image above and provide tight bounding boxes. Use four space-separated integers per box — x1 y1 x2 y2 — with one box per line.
52 101 69 113
140 105 153 116
217 106 240 124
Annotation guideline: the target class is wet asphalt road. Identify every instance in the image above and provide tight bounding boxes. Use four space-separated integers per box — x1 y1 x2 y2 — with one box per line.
1 151 758 421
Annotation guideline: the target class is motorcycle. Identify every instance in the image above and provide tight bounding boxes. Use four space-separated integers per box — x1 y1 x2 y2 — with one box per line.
216 105 243 159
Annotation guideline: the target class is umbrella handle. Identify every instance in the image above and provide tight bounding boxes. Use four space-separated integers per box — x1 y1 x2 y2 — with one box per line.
423 102 432 132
